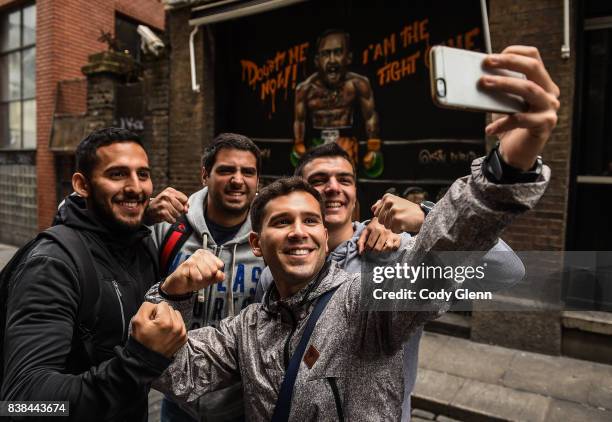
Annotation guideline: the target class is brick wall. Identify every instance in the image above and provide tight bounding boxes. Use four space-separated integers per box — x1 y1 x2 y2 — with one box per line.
116 0 165 30
0 0 16 9
167 7 208 195
489 0 575 252
142 51 170 193
470 0 576 356
18 0 163 237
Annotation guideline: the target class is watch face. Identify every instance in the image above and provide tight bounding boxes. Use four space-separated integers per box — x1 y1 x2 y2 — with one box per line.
421 201 435 215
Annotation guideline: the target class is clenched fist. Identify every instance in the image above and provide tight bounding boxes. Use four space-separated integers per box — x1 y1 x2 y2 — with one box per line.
144 187 189 225
371 194 425 234
357 217 401 254
131 302 187 358
161 249 225 296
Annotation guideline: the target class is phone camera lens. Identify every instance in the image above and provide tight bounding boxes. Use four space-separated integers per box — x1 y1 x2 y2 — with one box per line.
436 78 446 97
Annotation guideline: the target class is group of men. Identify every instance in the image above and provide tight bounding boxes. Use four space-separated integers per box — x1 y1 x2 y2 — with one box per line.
1 43 559 421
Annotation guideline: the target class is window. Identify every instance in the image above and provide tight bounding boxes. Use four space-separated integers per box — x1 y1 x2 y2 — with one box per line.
115 14 142 62
0 3 36 150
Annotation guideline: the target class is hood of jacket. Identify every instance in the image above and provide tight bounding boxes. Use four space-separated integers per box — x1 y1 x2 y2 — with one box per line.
327 221 367 271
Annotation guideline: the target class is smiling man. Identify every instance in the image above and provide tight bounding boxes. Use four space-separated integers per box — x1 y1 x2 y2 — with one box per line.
148 133 265 421
256 142 525 421
1 128 178 421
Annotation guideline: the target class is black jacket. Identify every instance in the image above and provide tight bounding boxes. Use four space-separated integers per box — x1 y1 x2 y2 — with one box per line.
1 195 170 421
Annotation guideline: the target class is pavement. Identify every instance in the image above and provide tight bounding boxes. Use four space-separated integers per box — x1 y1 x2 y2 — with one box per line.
1 243 611 421
413 331 612 421
0 243 18 269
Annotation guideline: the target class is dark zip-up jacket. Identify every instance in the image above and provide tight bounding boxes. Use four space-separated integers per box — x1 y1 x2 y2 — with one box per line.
1 195 171 421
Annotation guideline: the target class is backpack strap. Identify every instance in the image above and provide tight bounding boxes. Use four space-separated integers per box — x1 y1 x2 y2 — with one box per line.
271 286 340 422
0 237 44 381
159 215 193 277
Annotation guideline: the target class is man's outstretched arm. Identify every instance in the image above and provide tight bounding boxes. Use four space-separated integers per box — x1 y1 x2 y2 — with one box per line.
359 45 557 351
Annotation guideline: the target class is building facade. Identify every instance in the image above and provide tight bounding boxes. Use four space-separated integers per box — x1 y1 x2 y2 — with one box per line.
0 0 164 245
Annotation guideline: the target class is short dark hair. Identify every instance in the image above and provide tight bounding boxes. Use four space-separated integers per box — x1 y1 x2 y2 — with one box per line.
316 29 350 52
201 133 262 175
75 127 143 178
294 142 354 177
250 177 325 233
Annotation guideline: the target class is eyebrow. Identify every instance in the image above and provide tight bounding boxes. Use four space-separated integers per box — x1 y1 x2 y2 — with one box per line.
307 171 355 180
267 210 322 222
104 165 151 173
215 165 257 171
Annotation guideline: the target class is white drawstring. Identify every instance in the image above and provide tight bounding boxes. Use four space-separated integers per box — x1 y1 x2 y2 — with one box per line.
226 243 238 317
197 233 208 302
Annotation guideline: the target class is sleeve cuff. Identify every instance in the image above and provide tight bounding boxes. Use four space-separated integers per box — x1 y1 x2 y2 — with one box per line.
158 282 195 301
124 337 173 373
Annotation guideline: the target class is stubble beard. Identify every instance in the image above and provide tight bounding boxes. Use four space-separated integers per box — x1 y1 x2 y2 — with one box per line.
89 187 144 234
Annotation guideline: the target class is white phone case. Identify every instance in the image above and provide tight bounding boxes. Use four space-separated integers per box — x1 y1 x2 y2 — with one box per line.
429 46 526 114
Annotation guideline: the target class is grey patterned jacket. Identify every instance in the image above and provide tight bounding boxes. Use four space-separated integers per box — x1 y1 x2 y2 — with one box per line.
148 157 550 421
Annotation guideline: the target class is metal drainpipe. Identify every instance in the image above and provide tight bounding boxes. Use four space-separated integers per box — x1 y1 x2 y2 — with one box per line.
190 25 201 93
561 0 571 59
480 0 492 54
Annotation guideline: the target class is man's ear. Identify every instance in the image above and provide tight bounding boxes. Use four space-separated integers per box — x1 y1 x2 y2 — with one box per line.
72 172 90 198
249 231 263 257
201 167 208 187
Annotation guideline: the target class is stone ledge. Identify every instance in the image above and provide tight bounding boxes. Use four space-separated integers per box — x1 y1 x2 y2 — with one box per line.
562 311 612 336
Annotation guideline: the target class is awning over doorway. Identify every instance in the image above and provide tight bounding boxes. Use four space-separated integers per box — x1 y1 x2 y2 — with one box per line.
188 0 306 27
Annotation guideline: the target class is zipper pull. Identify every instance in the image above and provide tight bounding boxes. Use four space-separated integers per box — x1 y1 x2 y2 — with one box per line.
112 280 122 297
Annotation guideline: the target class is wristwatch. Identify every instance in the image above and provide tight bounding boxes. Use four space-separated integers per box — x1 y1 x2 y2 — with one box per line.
420 200 435 217
483 142 543 184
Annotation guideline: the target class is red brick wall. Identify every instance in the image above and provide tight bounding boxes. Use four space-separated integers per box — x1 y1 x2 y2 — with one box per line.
167 8 208 195
489 0 575 252
116 0 165 30
0 0 17 9
30 0 164 230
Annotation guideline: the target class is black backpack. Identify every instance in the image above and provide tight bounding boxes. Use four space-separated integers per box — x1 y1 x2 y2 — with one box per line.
0 225 100 382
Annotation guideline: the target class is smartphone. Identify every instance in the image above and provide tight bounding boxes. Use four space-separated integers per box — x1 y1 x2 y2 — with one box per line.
429 46 527 114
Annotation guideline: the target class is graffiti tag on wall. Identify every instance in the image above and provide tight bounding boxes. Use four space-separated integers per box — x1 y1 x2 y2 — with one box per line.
240 42 309 115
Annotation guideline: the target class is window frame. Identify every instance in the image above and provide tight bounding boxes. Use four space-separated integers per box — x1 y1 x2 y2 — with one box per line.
0 1 36 151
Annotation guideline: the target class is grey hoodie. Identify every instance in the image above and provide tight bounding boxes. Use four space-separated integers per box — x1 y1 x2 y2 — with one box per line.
149 157 549 421
256 224 524 421
152 186 264 420
152 186 265 328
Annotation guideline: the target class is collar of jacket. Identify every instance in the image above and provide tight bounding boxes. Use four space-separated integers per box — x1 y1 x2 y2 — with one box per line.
185 186 253 248
54 193 152 248
261 261 345 322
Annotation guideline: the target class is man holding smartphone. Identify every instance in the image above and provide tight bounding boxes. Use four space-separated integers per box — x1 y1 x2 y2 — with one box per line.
142 45 560 420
